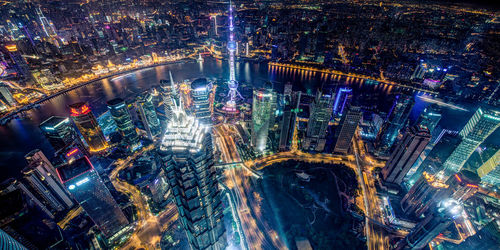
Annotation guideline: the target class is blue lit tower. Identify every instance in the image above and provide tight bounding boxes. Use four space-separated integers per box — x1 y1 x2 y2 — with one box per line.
224 1 242 111
0 228 28 250
107 98 141 150
158 100 226 249
57 157 129 238
191 78 212 124
416 104 442 134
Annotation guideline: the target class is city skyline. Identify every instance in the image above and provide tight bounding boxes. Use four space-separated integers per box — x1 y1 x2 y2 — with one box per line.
0 0 500 249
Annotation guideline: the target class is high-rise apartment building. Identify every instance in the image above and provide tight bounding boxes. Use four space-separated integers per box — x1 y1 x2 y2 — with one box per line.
303 92 334 152
382 125 431 185
442 107 500 177
333 106 362 154
158 102 225 249
107 98 140 150
191 78 211 124
136 93 161 140
251 88 277 152
69 102 108 153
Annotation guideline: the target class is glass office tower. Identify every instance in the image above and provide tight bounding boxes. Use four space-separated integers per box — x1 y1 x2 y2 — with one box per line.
251 88 277 152
69 102 108 153
442 107 500 177
107 98 140 150
191 78 212 124
57 157 128 238
136 93 161 140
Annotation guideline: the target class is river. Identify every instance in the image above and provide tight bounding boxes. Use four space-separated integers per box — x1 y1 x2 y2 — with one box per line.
0 58 466 181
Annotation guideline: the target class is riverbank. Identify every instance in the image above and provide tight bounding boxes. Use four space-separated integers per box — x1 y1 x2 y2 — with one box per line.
0 59 191 124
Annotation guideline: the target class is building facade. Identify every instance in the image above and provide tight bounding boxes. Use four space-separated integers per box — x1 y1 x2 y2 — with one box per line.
477 149 500 186
69 102 108 153
107 98 140 150
377 94 414 154
303 92 334 152
57 157 129 238
251 88 277 152
382 125 431 185
158 102 225 250
333 106 362 154
442 107 500 177
136 92 161 140
191 78 211 124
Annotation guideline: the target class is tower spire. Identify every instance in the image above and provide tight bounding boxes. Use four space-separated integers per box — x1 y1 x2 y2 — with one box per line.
169 70 176 96
224 0 242 111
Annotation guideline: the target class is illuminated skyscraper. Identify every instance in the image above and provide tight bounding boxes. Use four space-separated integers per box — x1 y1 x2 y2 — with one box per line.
442 107 500 177
382 125 431 185
333 106 362 154
377 94 414 153
477 149 500 186
136 93 161 140
303 92 334 152
405 130 460 187
0 228 28 250
224 1 242 111
332 87 352 117
191 78 211 124
416 104 441 134
57 157 128 238
21 159 74 214
107 98 140 149
158 101 225 250
39 116 86 155
69 102 108 153
397 199 462 250
401 172 448 217
251 88 277 152
160 71 177 122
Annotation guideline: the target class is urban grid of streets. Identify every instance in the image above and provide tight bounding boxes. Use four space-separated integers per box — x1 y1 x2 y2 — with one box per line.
101 121 389 249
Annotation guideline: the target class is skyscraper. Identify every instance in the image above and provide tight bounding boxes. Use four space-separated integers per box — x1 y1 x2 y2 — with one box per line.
136 92 161 140
416 104 442 134
333 106 362 154
401 172 448 217
69 102 108 153
251 88 277 152
303 92 334 152
397 199 463 250
57 157 129 238
0 228 28 250
107 98 140 150
24 149 57 179
158 101 225 250
160 71 177 122
21 160 74 213
377 94 414 153
404 130 461 187
191 78 211 124
278 91 301 151
0 82 16 106
382 125 431 185
477 149 500 186
39 116 85 155
441 107 500 177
